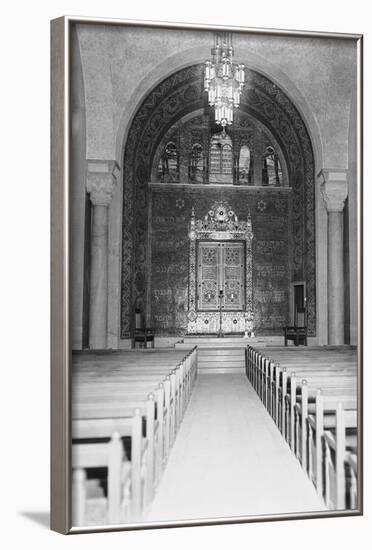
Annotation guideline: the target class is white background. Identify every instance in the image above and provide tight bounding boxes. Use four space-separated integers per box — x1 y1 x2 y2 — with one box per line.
0 0 370 547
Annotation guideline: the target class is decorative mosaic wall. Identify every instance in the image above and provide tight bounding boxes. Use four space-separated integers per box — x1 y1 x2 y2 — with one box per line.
121 64 316 337
150 187 291 336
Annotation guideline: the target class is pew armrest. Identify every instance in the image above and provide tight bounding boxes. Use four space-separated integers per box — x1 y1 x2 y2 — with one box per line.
307 414 316 429
323 429 336 449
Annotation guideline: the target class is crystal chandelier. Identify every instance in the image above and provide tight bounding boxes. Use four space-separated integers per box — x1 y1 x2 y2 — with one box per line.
204 32 245 129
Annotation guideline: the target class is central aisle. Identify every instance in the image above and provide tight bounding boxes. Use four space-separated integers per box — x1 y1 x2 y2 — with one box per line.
148 373 325 522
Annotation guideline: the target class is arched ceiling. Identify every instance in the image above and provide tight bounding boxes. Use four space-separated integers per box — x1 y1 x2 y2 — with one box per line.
125 64 310 184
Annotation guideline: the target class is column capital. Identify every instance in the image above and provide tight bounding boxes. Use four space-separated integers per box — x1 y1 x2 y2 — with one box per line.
87 160 120 206
318 169 348 212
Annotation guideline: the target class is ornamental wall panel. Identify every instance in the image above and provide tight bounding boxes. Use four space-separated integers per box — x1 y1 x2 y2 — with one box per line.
121 64 316 337
150 186 291 336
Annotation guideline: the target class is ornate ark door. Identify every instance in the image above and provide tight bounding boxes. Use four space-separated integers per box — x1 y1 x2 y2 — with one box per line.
197 241 245 311
187 201 254 335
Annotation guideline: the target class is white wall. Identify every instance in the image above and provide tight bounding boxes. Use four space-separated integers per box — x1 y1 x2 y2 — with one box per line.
1 1 369 550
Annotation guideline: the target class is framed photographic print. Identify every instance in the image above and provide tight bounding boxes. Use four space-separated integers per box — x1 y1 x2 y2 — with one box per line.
51 16 363 534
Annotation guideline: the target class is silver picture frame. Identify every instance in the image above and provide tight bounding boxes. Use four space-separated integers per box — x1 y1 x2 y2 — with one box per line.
51 15 363 534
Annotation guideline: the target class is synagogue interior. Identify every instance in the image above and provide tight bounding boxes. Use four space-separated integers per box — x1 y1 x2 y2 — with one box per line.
68 22 359 527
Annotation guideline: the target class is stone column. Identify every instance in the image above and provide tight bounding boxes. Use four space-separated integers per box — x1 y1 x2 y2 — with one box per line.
87 160 119 349
320 169 348 345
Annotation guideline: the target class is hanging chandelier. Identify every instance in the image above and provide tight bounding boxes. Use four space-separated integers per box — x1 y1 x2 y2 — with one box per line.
204 32 245 129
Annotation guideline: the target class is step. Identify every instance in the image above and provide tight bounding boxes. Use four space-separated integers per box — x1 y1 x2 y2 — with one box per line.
199 360 245 369
181 336 284 344
197 348 244 357
194 345 246 374
176 342 253 350
182 336 260 344
199 354 245 363
198 367 245 374
198 357 245 369
199 357 244 364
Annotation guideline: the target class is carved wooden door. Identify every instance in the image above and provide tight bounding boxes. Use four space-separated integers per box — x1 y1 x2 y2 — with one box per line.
222 242 245 310
197 241 245 311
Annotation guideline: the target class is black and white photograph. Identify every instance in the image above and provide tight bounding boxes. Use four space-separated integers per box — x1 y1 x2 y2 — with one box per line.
51 16 363 532
51 13 362 534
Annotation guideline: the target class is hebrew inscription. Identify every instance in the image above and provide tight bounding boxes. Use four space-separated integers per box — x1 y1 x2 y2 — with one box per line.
150 187 291 335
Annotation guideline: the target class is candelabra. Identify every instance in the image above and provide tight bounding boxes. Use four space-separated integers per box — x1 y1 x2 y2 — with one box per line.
204 32 245 130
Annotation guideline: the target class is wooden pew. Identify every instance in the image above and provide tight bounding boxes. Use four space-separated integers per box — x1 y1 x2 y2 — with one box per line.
246 345 356 419
75 386 168 478
306 392 356 497
267 358 355 403
273 367 355 434
74 378 171 453
72 431 131 526
72 412 148 522
272 361 354 409
294 385 356 468
75 367 185 439
245 344 358 511
322 402 357 509
292 386 356 470
345 451 358 509
245 345 356 411
282 372 356 447
245 345 354 422
73 394 159 498
73 363 195 490
72 347 198 524
74 374 175 454
74 346 198 420
74 346 198 427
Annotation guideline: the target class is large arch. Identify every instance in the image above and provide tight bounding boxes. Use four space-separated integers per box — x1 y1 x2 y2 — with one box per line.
120 63 316 338
114 45 324 172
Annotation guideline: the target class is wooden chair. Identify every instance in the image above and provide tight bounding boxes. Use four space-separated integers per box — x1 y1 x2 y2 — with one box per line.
131 308 155 349
283 305 308 346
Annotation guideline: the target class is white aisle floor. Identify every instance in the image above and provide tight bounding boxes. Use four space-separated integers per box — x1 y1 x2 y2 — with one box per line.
147 373 325 523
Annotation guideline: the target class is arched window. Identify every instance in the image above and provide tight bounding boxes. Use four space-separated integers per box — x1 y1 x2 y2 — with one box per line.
157 141 179 182
262 145 283 186
189 143 204 183
238 145 251 184
210 142 221 174
222 144 233 175
209 132 233 183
